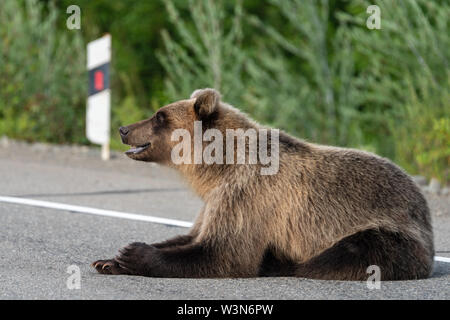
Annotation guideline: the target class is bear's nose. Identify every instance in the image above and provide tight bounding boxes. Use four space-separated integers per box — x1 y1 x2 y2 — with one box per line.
119 126 129 137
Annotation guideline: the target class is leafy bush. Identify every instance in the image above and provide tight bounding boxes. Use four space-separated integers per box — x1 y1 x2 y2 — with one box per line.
390 79 450 183
158 0 388 150
1 0 448 183
159 0 449 183
245 0 369 148
0 0 86 143
339 0 450 183
157 0 245 106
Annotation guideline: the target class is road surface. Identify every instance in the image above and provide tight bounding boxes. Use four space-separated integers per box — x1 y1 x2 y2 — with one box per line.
0 141 449 299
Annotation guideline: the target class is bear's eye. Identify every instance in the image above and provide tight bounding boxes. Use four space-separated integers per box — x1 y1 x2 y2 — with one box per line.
156 111 166 123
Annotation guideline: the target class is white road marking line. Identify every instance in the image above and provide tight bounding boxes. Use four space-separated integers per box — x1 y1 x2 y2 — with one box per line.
434 256 450 263
0 196 193 228
0 195 449 264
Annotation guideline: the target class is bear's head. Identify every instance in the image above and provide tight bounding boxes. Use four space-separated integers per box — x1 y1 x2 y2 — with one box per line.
119 88 224 164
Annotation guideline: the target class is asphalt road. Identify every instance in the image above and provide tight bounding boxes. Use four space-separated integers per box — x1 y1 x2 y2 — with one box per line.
0 141 449 299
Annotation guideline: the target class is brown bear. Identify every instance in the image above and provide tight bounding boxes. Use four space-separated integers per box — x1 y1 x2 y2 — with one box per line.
92 88 434 280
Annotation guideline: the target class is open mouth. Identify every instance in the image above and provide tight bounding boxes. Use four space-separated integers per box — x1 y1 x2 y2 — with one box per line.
125 143 150 155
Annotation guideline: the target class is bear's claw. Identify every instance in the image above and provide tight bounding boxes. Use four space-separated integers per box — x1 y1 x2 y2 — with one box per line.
91 259 130 275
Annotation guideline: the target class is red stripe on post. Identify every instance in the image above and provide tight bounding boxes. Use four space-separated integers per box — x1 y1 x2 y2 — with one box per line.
94 71 104 91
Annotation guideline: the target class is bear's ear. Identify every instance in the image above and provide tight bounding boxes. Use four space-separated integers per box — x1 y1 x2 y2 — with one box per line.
191 88 220 118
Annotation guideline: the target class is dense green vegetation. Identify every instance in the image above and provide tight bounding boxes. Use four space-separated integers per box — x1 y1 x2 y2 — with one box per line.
0 0 448 183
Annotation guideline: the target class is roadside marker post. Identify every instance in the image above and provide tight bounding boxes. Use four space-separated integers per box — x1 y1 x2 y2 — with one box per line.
87 34 111 160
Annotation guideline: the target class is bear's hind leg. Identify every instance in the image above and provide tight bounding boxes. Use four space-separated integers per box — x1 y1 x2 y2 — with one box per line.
258 247 298 277
295 229 433 281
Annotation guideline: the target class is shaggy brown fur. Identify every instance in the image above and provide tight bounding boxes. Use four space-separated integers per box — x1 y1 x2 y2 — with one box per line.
92 88 434 280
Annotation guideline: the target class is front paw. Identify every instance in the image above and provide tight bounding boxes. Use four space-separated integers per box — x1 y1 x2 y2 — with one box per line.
114 242 156 276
